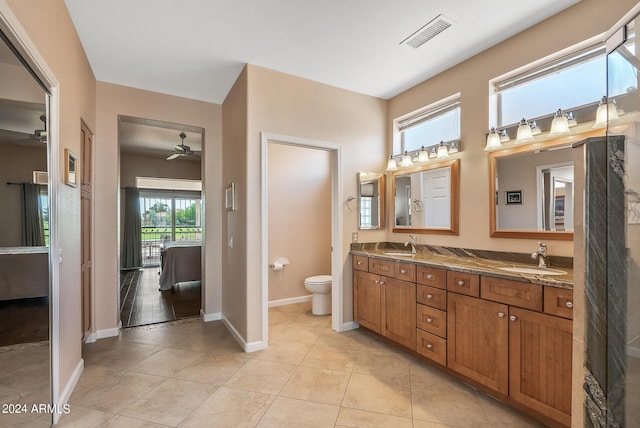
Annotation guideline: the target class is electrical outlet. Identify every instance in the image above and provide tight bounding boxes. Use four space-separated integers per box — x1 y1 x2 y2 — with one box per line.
228 237 233 248
352 232 358 242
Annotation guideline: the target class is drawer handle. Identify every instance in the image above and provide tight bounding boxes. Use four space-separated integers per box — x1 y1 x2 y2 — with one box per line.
427 274 434 280
400 268 407 274
509 315 517 321
426 294 433 300
498 312 505 318
457 280 465 286
427 318 433 324
565 301 573 309
426 343 433 350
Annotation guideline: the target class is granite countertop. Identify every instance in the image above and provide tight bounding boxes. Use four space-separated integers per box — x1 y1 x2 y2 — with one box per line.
351 245 573 290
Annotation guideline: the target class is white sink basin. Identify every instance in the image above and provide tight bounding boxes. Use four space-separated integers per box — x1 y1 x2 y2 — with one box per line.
498 266 566 276
382 251 415 257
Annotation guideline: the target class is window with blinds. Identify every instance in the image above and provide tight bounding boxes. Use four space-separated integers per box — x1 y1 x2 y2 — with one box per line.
399 99 461 153
495 44 607 127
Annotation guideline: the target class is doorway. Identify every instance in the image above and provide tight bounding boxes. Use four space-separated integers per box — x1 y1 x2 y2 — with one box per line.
260 133 344 347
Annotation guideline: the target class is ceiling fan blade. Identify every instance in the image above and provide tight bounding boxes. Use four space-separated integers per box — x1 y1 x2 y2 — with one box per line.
166 153 182 160
174 144 186 152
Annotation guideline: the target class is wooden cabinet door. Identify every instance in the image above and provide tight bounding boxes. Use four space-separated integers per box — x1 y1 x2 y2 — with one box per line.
509 307 572 426
381 277 416 349
447 293 509 394
354 270 381 333
80 122 93 340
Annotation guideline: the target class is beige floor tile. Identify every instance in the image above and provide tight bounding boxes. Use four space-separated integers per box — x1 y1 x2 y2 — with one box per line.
476 394 546 427
173 353 250 385
270 302 311 314
102 415 169 427
411 420 457 428
224 359 296 395
342 373 412 418
55 405 115 427
353 348 412 381
129 347 203 377
179 386 275 428
256 396 339 428
268 310 298 325
293 311 332 329
268 323 323 344
252 340 312 365
68 365 165 413
300 344 359 372
280 365 351 406
83 342 163 370
314 330 362 351
120 378 216 426
335 407 413 428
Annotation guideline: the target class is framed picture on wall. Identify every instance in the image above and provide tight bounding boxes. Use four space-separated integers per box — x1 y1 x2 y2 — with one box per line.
225 182 235 211
64 148 78 187
505 190 522 205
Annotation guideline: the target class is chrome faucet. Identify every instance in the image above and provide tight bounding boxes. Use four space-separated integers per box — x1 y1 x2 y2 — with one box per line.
404 234 418 254
531 242 548 268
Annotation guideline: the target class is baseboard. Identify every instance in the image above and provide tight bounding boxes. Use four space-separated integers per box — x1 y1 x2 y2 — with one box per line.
83 332 97 344
96 327 120 339
200 309 222 322
340 321 359 332
222 315 267 353
53 358 83 424
268 295 312 308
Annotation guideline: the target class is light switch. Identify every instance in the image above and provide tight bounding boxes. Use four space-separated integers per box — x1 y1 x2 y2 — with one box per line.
228 237 233 248
352 232 358 242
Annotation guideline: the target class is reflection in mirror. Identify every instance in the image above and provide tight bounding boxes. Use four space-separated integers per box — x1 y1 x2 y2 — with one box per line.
358 172 385 230
0 31 51 424
392 159 459 235
491 141 576 240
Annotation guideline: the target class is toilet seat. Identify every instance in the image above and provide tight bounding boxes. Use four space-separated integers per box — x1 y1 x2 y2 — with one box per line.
305 275 332 284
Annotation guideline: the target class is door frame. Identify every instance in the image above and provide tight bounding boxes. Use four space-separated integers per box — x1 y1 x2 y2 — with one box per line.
260 132 344 345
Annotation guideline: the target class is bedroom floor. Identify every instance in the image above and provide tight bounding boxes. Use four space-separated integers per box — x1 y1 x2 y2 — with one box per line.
55 302 544 427
120 268 200 328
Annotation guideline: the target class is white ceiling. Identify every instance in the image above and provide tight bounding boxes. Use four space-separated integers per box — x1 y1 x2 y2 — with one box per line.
64 0 581 104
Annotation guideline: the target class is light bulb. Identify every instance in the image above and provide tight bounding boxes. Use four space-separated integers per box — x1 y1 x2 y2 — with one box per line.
484 128 502 151
386 156 397 171
548 109 570 137
516 118 533 144
436 141 449 159
418 146 429 162
593 96 620 129
400 151 413 167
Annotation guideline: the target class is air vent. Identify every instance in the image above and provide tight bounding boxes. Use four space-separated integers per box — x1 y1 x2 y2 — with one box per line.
401 15 454 49
33 171 48 185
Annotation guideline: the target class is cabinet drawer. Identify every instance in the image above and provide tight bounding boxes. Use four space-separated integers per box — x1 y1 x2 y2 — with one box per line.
353 255 368 272
544 287 573 319
416 329 446 366
417 285 447 310
395 261 416 282
416 266 446 289
481 276 542 311
447 271 479 297
369 258 394 277
417 304 447 338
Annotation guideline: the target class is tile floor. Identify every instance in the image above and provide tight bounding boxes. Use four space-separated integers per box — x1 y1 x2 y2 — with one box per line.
56 302 545 427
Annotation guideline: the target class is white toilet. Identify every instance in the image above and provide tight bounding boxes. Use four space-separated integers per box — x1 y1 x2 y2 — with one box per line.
304 275 332 315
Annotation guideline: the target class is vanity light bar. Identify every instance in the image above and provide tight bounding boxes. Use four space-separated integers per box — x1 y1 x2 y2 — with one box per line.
386 140 461 171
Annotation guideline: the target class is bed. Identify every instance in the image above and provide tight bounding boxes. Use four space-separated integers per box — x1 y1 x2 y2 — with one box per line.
158 241 201 290
0 246 49 300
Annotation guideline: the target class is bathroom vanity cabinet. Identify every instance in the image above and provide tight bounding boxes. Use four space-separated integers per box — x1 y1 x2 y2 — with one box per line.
352 253 573 427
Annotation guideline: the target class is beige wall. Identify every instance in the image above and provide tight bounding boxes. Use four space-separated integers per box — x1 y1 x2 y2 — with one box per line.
387 0 638 258
4 0 96 407
0 143 47 247
120 152 201 188
95 82 222 333
221 66 249 339
243 65 388 342
267 143 331 302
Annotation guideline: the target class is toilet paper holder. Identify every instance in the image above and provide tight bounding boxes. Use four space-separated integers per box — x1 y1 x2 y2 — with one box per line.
269 257 290 270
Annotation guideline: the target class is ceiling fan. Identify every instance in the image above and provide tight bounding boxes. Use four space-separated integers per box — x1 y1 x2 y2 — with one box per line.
166 132 197 160
31 115 47 143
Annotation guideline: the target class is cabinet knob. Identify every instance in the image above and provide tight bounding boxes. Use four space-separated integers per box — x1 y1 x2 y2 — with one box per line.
379 281 385 285
374 280 379 284
509 315 517 321
427 274 434 280
357 261 362 265
426 344 433 350
400 268 407 274
457 280 465 286
565 301 573 309
426 294 433 300
427 318 433 324
498 312 505 318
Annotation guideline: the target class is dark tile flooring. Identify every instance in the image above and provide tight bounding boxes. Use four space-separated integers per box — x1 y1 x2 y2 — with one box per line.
120 268 201 328
0 296 49 346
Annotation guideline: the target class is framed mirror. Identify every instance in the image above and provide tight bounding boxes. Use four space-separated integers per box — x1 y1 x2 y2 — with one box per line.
489 137 583 240
391 159 459 235
358 172 385 230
